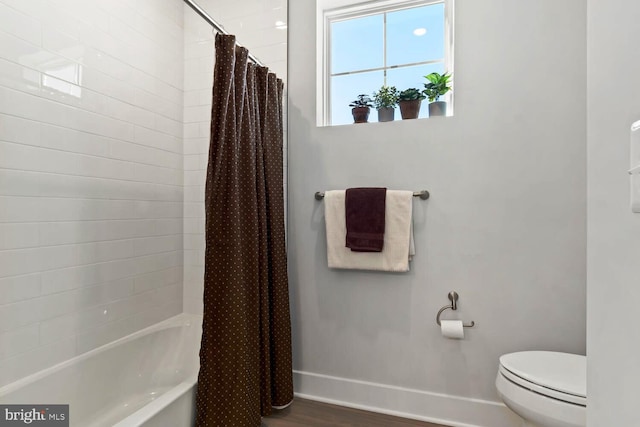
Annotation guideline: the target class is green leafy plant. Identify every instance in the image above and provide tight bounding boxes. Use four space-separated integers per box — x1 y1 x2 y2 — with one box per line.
398 88 426 102
372 85 399 109
349 94 374 108
423 72 452 102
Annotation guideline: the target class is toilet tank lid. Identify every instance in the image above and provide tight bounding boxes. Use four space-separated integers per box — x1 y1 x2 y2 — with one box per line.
500 351 586 398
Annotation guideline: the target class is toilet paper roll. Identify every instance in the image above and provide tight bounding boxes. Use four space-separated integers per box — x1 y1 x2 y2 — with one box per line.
440 320 464 339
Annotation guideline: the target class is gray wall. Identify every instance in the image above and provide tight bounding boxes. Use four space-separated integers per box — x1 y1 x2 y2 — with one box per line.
587 0 640 424
287 0 587 422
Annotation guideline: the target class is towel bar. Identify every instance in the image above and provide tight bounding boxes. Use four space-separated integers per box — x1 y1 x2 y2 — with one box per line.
436 291 475 328
315 190 430 201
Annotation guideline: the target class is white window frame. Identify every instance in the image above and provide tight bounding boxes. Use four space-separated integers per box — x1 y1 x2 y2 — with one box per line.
319 0 455 126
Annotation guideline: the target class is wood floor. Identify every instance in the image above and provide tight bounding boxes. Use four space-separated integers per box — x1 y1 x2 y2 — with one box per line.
261 398 448 427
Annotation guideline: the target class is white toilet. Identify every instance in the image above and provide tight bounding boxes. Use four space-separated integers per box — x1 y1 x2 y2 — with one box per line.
495 351 586 427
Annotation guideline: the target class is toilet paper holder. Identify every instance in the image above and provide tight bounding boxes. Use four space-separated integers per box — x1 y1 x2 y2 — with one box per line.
436 291 475 328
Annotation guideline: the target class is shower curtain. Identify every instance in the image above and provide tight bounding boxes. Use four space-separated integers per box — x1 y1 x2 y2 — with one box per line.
195 34 293 426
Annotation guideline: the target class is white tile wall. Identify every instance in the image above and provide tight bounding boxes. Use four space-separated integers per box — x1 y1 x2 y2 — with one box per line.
182 0 288 315
0 0 184 387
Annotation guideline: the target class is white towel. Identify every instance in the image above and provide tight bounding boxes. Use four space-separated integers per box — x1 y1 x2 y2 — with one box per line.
324 190 414 272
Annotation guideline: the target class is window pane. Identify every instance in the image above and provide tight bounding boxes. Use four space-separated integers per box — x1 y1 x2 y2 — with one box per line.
387 62 445 118
386 4 445 66
331 70 384 125
331 15 384 74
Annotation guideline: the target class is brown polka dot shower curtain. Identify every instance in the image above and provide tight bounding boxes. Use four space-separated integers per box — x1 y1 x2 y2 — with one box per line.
195 34 293 426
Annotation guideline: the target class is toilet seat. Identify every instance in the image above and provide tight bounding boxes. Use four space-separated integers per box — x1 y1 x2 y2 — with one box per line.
499 351 586 407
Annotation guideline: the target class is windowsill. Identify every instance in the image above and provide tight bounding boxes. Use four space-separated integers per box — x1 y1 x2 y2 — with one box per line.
319 114 454 128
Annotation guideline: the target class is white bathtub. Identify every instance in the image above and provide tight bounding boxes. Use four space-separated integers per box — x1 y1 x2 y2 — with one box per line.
0 314 202 427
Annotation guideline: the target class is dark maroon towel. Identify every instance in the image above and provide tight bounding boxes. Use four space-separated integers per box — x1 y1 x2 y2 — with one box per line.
345 187 387 252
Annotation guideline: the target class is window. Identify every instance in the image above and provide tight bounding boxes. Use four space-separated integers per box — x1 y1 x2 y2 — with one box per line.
322 0 454 126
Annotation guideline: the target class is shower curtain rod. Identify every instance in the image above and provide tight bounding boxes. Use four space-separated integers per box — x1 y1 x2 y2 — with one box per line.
183 0 265 67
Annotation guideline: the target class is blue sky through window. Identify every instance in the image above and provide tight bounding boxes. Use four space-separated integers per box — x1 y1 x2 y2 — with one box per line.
387 4 445 66
332 15 383 74
329 2 447 125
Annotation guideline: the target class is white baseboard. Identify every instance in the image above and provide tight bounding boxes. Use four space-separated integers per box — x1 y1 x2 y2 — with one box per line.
293 370 522 427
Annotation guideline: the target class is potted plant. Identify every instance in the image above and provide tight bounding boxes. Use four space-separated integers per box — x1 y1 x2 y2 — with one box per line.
423 72 452 117
398 88 426 120
349 94 374 124
372 85 399 122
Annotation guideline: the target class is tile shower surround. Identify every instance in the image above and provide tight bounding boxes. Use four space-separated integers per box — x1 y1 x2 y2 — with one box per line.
0 0 288 388
0 0 185 387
